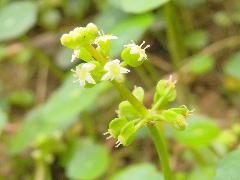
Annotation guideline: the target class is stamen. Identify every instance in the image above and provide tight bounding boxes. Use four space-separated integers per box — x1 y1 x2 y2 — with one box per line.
103 132 110 136
115 140 121 148
106 135 112 140
144 44 150 50
140 41 145 47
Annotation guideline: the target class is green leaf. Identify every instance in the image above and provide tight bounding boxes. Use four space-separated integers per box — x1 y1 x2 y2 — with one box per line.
188 166 215 180
173 114 220 147
9 77 110 154
8 90 34 108
184 30 209 50
223 52 240 80
66 139 109 180
175 0 206 7
121 0 170 13
110 14 154 56
214 149 240 180
0 1 37 41
188 55 215 75
111 163 163 180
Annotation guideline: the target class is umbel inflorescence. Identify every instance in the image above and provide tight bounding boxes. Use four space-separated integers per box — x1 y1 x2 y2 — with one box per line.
60 23 191 148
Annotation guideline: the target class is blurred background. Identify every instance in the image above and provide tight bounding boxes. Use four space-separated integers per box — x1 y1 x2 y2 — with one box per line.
0 0 240 179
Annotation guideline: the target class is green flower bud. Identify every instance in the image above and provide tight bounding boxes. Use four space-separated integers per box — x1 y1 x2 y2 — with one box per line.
86 23 98 35
161 110 187 130
118 101 140 120
154 78 177 103
60 34 75 49
121 41 150 67
116 121 136 147
104 117 129 139
169 105 190 117
132 86 144 102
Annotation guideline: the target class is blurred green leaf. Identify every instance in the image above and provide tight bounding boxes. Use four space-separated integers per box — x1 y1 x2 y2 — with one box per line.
0 1 37 41
110 14 154 56
188 55 215 75
66 139 109 180
223 52 240 80
10 77 110 154
111 163 163 180
120 0 170 13
213 11 232 27
188 166 215 180
39 9 61 30
0 109 7 136
64 0 90 19
173 114 220 147
214 149 240 180
184 30 209 50
175 0 206 7
9 90 34 108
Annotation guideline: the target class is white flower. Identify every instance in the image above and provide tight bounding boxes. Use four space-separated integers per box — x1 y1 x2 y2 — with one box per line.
71 63 96 87
124 41 150 61
101 59 130 82
94 35 118 44
71 50 80 62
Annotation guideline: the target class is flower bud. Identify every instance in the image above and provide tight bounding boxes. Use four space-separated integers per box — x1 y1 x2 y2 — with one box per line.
118 101 139 120
107 117 129 138
161 110 187 130
132 86 144 102
154 79 176 103
86 23 98 35
117 121 136 147
169 106 190 117
60 34 75 49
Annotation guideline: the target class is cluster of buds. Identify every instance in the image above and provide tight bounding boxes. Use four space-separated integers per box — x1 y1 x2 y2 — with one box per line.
60 23 150 87
104 83 191 147
60 23 191 148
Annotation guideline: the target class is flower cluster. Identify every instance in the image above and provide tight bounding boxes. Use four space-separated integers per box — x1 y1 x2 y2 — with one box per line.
104 78 191 148
60 23 191 148
60 23 150 87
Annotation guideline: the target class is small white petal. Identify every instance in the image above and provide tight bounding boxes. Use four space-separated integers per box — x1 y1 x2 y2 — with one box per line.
86 73 96 84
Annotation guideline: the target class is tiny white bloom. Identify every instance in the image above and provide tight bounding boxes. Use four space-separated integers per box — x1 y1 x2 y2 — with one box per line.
94 35 118 44
124 41 150 61
101 59 130 82
71 63 96 87
71 50 80 62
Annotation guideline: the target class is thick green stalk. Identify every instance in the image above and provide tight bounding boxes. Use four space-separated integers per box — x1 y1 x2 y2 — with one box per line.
88 45 173 180
148 124 173 180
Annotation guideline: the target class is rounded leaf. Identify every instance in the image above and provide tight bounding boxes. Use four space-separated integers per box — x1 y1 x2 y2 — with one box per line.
111 163 163 180
0 1 37 41
67 140 109 180
121 0 170 13
223 52 240 80
173 114 220 147
214 149 240 180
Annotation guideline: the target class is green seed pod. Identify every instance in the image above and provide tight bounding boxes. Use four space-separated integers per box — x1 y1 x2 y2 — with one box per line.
107 117 129 138
161 110 187 130
132 86 144 102
154 79 176 103
169 106 190 117
121 41 149 67
118 101 139 120
121 47 145 67
117 121 136 147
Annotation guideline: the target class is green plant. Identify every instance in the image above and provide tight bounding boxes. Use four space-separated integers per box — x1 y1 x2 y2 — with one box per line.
60 23 191 180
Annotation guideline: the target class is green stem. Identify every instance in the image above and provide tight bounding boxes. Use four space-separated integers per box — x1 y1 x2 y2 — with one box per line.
87 45 173 180
148 124 173 180
34 160 46 180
